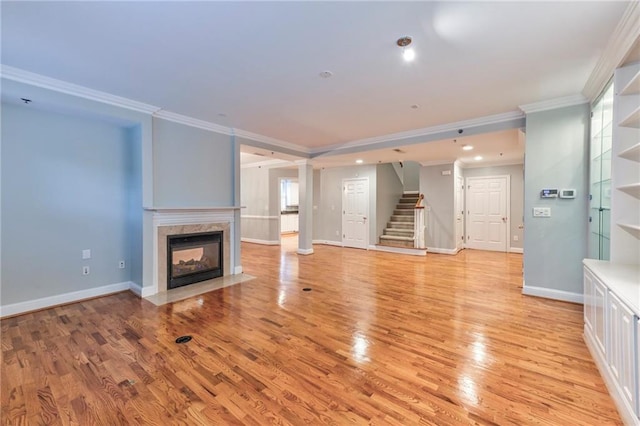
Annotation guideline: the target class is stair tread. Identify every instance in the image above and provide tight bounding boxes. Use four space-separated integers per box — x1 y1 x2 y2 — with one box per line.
380 235 414 241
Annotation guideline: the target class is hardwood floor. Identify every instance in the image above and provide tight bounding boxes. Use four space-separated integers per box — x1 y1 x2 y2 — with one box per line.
1 241 622 425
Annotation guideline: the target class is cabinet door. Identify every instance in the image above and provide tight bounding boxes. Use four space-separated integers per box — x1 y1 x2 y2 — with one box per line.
608 291 636 410
593 277 608 355
584 268 595 333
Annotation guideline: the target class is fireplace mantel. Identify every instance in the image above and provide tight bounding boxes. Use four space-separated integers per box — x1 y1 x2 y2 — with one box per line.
141 206 242 297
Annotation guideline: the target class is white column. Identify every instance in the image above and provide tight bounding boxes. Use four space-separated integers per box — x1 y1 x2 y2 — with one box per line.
297 161 314 255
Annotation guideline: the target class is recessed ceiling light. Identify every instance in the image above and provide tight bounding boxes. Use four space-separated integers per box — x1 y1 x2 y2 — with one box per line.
397 36 415 62
474 156 483 161
319 71 333 78
355 159 364 164
462 145 474 151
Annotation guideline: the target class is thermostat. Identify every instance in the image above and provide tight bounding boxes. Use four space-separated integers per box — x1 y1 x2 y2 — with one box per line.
540 189 558 198
559 189 576 199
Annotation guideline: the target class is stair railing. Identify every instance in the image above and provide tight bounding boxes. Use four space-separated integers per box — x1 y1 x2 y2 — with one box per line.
414 194 426 249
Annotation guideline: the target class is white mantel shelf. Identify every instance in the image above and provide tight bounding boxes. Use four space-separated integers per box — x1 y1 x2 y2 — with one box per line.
144 206 243 212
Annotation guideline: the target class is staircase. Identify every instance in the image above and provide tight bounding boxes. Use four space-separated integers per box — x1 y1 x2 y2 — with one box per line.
379 192 420 248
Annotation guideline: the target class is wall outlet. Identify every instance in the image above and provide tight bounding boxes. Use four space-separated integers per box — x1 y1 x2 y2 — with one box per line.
82 249 91 259
119 260 125 269
513 235 519 241
82 266 90 275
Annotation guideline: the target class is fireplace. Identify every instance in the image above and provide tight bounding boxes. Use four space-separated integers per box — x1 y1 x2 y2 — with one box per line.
167 231 223 289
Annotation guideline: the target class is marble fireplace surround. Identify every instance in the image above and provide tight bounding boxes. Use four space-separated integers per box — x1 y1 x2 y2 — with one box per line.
148 208 239 296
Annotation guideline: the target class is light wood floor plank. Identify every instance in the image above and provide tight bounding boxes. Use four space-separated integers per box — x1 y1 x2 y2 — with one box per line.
1 239 622 425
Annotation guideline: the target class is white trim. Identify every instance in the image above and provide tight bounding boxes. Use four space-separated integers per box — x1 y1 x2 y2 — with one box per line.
241 238 280 245
234 266 243 274
509 247 524 254
128 282 155 298
312 239 343 247
241 215 279 220
241 159 294 169
584 330 639 426
370 245 427 256
459 160 524 169
153 110 231 135
1 65 161 114
522 285 583 304
403 190 420 195
519 94 588 114
583 1 640 101
419 160 455 167
0 281 132 318
144 206 242 212
297 248 314 255
426 247 460 255
311 111 524 154
233 128 309 154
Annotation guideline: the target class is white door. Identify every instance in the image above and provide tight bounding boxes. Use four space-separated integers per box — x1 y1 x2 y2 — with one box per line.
342 178 369 249
455 175 464 250
465 176 508 252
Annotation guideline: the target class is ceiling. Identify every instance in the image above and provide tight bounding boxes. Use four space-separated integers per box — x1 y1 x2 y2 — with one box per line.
1 1 632 168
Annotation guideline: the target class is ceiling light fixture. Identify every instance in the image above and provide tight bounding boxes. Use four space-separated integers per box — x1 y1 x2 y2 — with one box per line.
397 36 415 62
474 156 483 161
319 70 333 78
355 159 364 164
462 145 474 151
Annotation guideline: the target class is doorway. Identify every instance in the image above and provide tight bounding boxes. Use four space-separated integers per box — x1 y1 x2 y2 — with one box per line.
342 178 369 249
465 175 510 252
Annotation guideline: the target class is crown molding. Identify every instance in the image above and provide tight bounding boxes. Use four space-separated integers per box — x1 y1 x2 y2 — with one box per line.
310 110 524 155
153 110 232 135
583 1 640 101
233 128 310 155
518 94 588 114
1 64 161 114
240 158 294 169
419 160 456 167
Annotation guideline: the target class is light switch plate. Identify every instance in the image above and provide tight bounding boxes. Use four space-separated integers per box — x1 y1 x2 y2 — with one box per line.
533 207 551 217
82 249 91 259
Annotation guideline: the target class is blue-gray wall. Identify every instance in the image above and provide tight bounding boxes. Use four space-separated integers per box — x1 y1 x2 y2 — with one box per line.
420 163 455 250
1 103 135 304
376 163 404 242
153 118 234 206
523 103 590 298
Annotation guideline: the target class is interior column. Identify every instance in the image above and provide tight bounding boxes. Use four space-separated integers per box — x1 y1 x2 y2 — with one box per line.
297 161 314 255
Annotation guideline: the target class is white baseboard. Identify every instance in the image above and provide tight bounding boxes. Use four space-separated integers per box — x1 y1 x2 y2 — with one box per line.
312 239 343 247
234 266 243 274
369 245 427 256
0 281 132 318
509 247 524 254
427 247 460 255
522 285 583 304
241 237 280 245
297 248 314 255
128 281 156 298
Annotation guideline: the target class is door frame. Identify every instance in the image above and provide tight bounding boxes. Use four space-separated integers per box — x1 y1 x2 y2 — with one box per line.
341 177 370 249
464 175 510 252
455 174 465 251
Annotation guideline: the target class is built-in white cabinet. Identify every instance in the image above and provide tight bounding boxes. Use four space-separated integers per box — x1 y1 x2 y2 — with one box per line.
637 318 640 416
280 214 299 234
608 290 636 412
583 260 640 424
612 62 640 264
